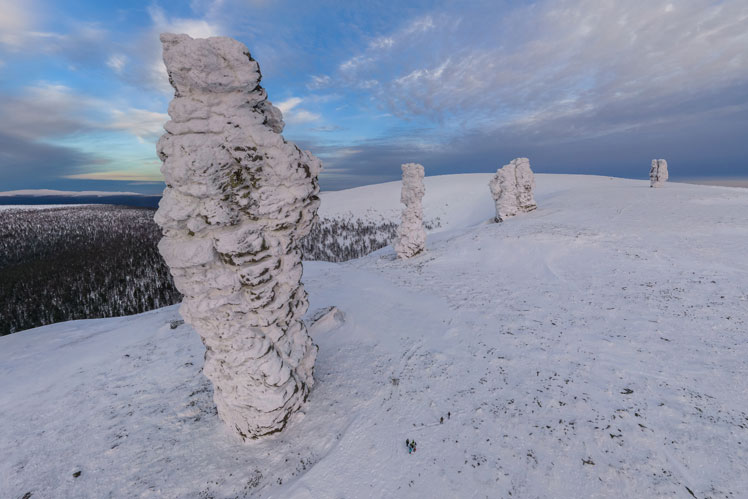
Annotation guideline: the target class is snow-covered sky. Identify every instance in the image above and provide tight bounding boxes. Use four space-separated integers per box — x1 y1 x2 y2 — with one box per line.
0 0 746 192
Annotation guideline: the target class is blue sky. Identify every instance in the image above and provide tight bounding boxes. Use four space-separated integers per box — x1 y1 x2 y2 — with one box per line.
0 0 746 193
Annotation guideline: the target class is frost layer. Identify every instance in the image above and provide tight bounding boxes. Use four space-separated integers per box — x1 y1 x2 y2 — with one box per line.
650 159 669 188
489 158 537 222
394 163 426 258
154 33 321 440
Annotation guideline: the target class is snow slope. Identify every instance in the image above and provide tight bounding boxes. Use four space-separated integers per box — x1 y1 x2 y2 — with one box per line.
2 174 748 498
318 173 495 231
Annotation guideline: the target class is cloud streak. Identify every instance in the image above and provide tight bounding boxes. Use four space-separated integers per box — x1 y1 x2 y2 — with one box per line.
333 0 748 142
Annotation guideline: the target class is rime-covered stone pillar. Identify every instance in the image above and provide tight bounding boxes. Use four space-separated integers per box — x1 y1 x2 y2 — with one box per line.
394 163 426 258
650 159 668 188
489 157 537 222
154 33 321 440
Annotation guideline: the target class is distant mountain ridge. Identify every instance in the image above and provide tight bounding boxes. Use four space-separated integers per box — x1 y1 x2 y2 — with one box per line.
0 190 161 208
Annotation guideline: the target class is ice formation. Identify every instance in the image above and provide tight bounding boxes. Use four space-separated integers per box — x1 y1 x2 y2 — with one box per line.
489 157 537 222
650 159 669 188
394 163 426 258
154 33 321 440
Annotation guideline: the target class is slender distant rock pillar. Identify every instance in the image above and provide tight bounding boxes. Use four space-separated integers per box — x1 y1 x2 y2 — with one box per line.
154 33 321 440
394 163 426 258
650 159 668 188
489 157 537 222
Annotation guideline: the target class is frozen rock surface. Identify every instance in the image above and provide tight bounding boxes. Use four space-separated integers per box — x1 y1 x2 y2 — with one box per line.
394 163 426 258
650 159 669 188
489 157 537 222
154 33 321 440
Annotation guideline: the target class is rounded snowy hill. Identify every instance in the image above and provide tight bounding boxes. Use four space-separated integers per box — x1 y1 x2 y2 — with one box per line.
2 174 748 498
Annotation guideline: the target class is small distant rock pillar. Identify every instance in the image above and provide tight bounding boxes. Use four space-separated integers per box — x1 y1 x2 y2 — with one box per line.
489 157 537 222
154 33 321 440
394 163 426 258
650 159 668 188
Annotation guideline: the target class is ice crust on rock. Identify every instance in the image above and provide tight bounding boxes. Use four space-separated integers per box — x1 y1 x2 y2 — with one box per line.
489 157 537 222
394 163 426 258
154 33 321 440
650 159 669 188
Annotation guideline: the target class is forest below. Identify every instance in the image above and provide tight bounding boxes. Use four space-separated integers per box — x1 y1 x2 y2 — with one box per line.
0 205 403 335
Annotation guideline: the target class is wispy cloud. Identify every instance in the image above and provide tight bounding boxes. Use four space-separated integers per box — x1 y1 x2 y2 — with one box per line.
0 0 34 48
276 97 303 114
332 0 748 144
307 74 332 90
141 5 223 93
106 54 127 73
107 108 168 142
64 170 163 182
275 96 321 124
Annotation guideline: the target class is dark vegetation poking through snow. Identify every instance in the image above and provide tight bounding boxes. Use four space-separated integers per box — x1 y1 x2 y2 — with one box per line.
0 206 180 335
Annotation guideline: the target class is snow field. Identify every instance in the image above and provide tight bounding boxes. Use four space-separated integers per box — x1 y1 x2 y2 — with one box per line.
2 174 747 498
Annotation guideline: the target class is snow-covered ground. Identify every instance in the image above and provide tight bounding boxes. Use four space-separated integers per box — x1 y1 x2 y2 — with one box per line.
2 174 747 498
318 173 494 231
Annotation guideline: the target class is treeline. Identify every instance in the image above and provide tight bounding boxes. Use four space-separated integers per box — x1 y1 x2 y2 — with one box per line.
0 206 181 335
0 206 441 335
300 217 399 262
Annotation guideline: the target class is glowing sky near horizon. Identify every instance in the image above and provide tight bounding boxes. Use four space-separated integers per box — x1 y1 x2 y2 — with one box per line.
0 0 746 193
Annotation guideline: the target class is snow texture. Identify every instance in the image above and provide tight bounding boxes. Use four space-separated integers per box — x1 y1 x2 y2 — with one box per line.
489 157 537 221
3 174 748 498
153 33 321 440
650 159 669 188
394 163 426 258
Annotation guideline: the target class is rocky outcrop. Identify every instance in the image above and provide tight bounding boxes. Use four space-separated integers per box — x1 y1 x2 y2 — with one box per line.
394 163 426 258
650 159 668 188
154 33 321 440
489 157 537 222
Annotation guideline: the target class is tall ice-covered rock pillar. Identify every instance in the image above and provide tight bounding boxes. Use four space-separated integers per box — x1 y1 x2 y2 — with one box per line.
650 159 668 188
489 157 537 222
394 163 426 258
154 33 320 440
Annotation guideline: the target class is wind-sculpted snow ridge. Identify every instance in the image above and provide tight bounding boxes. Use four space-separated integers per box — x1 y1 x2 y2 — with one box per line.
650 159 669 188
489 157 537 222
394 163 426 258
154 33 321 440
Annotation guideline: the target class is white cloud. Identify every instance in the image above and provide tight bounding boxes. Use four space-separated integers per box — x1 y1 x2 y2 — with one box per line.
107 108 169 142
286 109 320 124
276 97 303 114
307 74 332 90
370 36 394 49
64 170 163 182
0 0 33 48
338 14 441 75
107 54 127 73
402 15 435 35
334 0 748 140
275 97 320 125
143 6 224 94
0 83 168 143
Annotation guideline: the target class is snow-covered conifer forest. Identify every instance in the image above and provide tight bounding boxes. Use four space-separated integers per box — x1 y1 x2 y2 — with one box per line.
0 205 181 335
0 204 439 335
